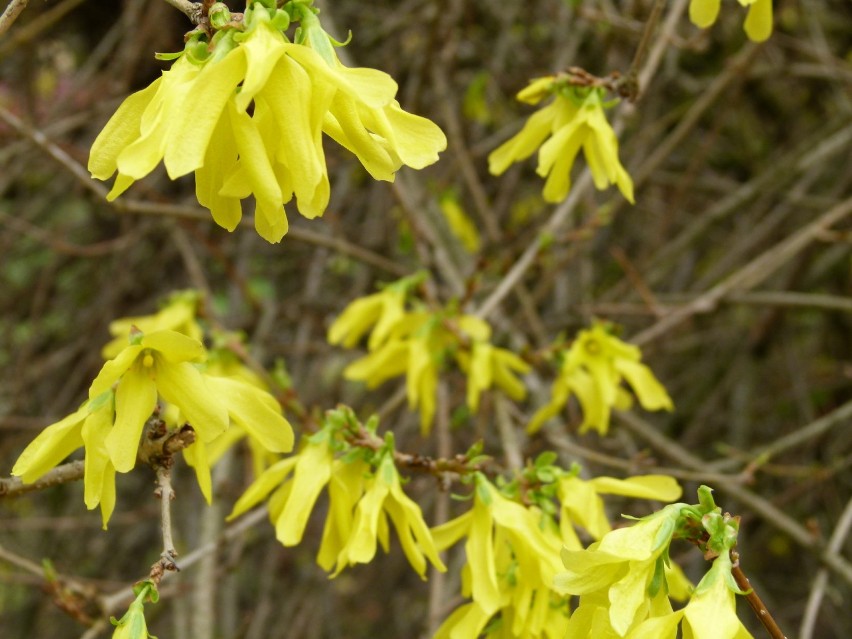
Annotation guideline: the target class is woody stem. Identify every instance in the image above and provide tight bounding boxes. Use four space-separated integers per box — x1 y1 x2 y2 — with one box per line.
732 563 787 639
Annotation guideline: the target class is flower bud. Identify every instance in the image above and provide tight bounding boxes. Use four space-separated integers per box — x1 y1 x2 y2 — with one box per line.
208 2 231 30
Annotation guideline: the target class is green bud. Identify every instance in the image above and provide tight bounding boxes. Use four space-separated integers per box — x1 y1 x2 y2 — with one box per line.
208 3 231 30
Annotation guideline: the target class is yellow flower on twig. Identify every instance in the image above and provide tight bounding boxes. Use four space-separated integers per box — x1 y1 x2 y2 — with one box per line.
88 2 446 243
489 78 634 204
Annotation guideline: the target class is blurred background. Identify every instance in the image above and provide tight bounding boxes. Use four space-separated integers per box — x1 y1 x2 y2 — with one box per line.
0 0 850 637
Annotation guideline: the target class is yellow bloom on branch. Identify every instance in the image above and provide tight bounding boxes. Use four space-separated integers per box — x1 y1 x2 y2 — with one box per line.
88 2 446 243
528 322 673 435
489 79 634 204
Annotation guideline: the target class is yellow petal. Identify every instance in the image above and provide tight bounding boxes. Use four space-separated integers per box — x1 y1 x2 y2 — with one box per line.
204 376 294 453
142 329 206 363
344 340 409 387
12 406 87 482
743 0 772 42
234 20 288 112
88 80 160 180
488 102 558 176
689 0 721 28
163 48 246 177
89 345 143 398
589 475 682 502
107 365 158 472
182 439 213 503
153 359 229 442
615 359 674 411
81 403 115 510
227 457 298 520
276 441 333 545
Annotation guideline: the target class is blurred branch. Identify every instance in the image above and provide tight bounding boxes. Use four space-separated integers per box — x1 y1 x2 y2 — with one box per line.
0 460 84 497
800 498 852 639
632 195 852 346
0 0 28 39
160 0 203 23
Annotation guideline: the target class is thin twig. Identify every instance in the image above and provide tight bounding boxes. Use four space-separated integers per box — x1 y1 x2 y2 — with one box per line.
160 0 203 23
800 498 852 639
150 466 179 584
0 460 85 497
732 562 788 639
0 0 28 38
632 195 852 346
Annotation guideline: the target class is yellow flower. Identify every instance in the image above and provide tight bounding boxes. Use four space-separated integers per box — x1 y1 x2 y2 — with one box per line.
528 323 673 435
87 329 229 473
327 287 407 350
689 0 773 42
332 452 445 578
432 475 565 632
89 3 446 243
489 81 634 204
555 504 685 635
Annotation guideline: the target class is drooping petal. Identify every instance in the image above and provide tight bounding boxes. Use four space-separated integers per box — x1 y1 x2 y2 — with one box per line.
742 0 772 42
227 457 298 520
81 402 116 511
153 359 228 442
276 441 333 545
488 102 558 176
689 0 721 28
204 375 294 453
12 406 87 482
88 80 161 180
163 48 247 178
108 364 158 472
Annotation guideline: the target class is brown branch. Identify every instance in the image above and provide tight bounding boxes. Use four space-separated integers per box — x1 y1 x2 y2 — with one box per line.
0 0 28 38
732 560 789 639
0 460 85 497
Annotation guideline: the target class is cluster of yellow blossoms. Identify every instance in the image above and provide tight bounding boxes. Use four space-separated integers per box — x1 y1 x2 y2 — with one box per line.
328 275 531 434
489 78 634 205
88 0 446 243
12 291 294 525
529 322 673 435
556 487 755 639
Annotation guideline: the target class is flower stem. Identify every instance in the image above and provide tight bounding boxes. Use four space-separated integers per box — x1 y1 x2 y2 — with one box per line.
732 563 788 639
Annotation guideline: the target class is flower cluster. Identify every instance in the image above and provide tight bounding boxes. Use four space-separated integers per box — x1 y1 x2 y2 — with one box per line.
689 0 773 42
88 0 446 243
327 274 530 434
227 408 446 579
432 465 684 639
12 293 294 525
528 322 673 435
556 486 754 638
489 77 634 204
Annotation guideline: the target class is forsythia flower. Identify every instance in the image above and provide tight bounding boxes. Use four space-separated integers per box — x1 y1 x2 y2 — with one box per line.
555 504 684 635
489 79 634 204
689 0 773 42
88 1 446 243
229 432 445 579
528 322 673 435
332 451 445 578
431 474 567 638
330 277 531 433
